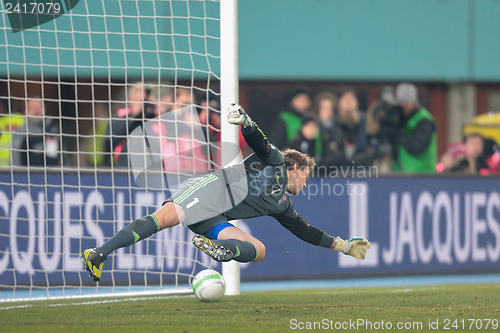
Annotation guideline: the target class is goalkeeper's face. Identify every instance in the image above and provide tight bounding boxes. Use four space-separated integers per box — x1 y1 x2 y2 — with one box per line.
286 165 311 195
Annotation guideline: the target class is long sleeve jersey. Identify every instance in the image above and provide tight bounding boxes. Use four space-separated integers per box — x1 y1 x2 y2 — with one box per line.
220 122 334 249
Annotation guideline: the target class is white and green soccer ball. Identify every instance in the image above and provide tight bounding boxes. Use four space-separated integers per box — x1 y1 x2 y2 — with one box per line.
192 268 226 302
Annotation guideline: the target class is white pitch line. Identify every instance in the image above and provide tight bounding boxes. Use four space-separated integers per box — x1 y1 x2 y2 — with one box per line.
48 295 192 307
303 285 442 296
0 295 193 310
0 304 32 310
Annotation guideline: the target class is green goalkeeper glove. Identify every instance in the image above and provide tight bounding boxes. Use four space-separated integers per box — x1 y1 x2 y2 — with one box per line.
227 103 252 128
334 237 371 260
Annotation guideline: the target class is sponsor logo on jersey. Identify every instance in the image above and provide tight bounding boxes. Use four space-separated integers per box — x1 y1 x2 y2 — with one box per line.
278 194 288 204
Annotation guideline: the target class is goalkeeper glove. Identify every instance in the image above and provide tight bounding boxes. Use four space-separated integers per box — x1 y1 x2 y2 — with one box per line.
227 103 252 128
334 237 371 260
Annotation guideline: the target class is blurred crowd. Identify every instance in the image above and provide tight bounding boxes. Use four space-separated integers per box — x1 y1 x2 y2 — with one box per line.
0 82 248 174
270 83 499 176
0 81 499 177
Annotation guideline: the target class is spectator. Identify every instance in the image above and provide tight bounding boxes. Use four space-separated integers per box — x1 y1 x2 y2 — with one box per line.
486 149 500 175
198 93 221 138
165 104 211 174
141 91 215 174
288 114 324 162
392 83 437 173
437 136 499 175
106 82 152 167
84 103 111 167
482 139 500 175
154 85 174 116
0 99 24 166
436 142 468 173
463 133 490 175
270 86 314 149
320 88 373 171
313 91 337 150
173 87 194 111
12 97 63 167
197 93 249 160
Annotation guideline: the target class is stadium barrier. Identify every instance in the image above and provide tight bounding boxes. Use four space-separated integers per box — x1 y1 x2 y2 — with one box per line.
0 172 498 287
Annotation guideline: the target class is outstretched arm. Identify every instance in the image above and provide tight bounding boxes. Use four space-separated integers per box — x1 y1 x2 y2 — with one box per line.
272 210 334 248
227 103 283 165
273 204 371 260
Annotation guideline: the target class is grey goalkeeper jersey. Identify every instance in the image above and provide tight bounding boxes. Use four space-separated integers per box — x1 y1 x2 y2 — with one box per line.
219 122 334 248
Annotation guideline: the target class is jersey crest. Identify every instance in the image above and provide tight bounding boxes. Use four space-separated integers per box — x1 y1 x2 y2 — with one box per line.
278 194 288 204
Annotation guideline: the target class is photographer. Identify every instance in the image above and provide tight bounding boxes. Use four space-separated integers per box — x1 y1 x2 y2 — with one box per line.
366 86 402 173
391 83 437 173
105 82 156 167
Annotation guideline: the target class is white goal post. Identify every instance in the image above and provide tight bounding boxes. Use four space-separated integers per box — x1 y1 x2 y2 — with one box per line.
220 0 240 297
0 0 240 302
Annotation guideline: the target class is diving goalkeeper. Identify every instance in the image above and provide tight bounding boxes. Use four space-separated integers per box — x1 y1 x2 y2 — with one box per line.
82 104 371 281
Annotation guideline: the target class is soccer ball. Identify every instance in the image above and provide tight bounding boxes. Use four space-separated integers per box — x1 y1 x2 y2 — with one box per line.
192 268 225 302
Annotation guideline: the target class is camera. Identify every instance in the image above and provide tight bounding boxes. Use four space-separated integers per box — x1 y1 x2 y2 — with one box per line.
371 100 402 141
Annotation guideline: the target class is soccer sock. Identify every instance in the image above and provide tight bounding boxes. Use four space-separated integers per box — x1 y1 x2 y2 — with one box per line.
96 215 160 257
214 239 258 263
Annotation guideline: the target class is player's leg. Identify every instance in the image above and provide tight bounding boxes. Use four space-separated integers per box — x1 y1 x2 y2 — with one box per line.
82 202 184 281
191 221 265 263
217 226 265 262
82 172 222 281
96 202 182 256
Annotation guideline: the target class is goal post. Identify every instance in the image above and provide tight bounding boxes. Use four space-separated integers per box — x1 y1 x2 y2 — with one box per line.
0 0 241 302
220 0 240 296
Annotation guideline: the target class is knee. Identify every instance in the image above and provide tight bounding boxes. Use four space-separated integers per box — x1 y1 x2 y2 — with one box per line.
153 202 184 229
253 242 266 262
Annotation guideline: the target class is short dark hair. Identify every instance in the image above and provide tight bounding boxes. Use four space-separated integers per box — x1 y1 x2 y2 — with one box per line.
288 86 312 102
282 148 316 171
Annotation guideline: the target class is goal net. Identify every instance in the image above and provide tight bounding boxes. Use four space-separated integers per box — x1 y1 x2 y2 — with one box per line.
0 0 239 302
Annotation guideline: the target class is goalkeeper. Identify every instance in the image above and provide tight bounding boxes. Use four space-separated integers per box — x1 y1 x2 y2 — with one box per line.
82 104 371 281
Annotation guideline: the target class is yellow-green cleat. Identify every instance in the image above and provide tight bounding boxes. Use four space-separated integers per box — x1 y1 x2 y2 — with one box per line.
192 234 234 262
82 248 105 282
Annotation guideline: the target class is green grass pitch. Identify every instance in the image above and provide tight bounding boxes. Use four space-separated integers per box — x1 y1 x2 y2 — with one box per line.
1 284 499 332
